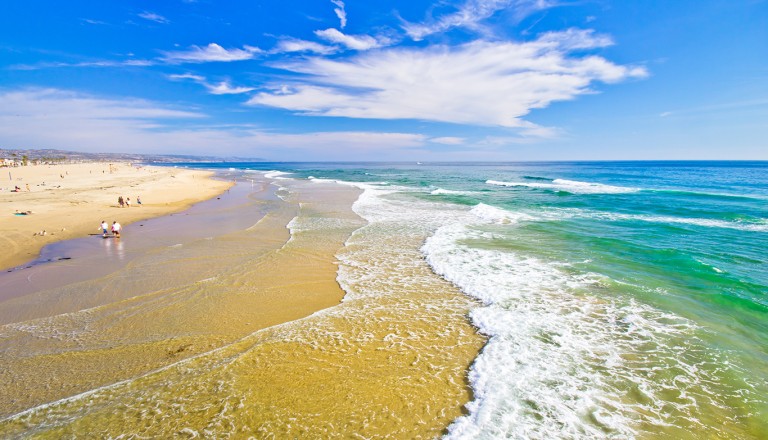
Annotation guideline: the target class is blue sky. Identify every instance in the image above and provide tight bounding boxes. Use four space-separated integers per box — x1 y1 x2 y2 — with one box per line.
1 0 766 161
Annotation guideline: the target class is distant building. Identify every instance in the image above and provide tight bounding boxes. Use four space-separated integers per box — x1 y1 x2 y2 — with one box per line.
1 158 20 167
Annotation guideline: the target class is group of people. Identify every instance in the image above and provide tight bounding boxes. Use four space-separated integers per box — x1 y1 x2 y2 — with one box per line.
117 195 141 208
100 220 121 237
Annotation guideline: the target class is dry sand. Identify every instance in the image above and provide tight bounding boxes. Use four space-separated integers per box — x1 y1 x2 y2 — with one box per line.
0 162 231 270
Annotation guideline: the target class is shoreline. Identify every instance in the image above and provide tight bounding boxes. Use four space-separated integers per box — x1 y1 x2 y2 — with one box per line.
0 175 369 418
0 162 232 271
0 169 485 438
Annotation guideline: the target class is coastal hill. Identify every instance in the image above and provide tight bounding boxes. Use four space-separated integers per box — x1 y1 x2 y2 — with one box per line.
0 148 261 165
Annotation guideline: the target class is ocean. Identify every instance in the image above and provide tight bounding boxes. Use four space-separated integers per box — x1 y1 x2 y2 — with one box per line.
206 161 768 438
2 161 766 438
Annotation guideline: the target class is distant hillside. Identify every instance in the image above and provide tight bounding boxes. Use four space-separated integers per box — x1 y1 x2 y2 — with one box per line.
0 148 263 164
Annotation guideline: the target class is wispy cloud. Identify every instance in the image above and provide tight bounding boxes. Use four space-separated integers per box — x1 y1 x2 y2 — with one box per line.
331 0 347 29
81 18 107 25
314 28 391 51
403 0 557 40
0 88 202 120
162 43 262 63
537 28 614 49
13 43 260 70
248 34 647 133
0 88 428 159
205 82 255 95
658 99 768 118
430 136 465 145
138 11 169 24
10 59 155 70
168 74 255 95
273 38 337 55
168 73 206 82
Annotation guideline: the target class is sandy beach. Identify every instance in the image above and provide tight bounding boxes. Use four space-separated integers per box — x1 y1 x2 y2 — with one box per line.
0 162 232 271
0 168 485 438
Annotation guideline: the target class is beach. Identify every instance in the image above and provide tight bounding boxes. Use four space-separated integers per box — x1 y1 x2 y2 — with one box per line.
1 161 766 438
0 166 484 438
0 162 232 271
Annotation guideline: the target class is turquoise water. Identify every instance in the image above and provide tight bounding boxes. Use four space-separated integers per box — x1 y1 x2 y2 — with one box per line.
182 161 767 437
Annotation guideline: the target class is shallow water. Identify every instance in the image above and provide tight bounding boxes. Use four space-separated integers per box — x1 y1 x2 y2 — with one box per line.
211 162 767 438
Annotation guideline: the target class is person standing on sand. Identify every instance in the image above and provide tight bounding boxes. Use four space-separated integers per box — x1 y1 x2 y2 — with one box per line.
100 220 109 237
112 221 121 237
118 196 124 208
126 197 131 208
137 195 142 206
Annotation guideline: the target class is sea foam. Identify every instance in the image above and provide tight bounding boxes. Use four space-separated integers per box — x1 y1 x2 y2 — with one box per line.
549 208 768 232
430 188 475 196
420 208 742 438
264 170 293 179
487 179 639 194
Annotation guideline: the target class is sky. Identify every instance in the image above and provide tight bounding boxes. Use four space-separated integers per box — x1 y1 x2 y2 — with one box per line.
1 0 766 161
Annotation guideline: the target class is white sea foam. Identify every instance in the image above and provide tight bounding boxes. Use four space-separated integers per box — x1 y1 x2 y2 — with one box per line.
487 179 639 194
472 203 768 233
285 215 299 246
336 183 715 438
470 203 535 224
430 188 475 196
308 176 336 184
548 208 768 232
264 170 292 179
273 185 290 201
334 181 466 304
420 219 741 439
308 176 390 187
628 214 768 232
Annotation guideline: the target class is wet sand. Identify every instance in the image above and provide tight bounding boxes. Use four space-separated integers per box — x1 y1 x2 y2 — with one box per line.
0 174 485 438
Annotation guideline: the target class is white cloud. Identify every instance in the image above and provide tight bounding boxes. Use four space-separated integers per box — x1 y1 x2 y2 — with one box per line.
331 0 347 29
162 43 262 63
403 0 556 40
273 38 337 55
0 89 202 120
0 88 428 160
248 36 647 132
537 28 614 50
82 18 107 25
315 28 390 51
14 43 263 69
168 73 206 82
11 59 156 70
138 11 169 24
206 81 255 95
168 74 254 95
430 136 465 145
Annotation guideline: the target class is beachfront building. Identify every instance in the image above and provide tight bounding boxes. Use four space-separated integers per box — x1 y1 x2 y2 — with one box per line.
1 158 21 167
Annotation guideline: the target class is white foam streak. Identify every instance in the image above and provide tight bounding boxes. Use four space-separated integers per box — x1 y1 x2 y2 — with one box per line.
470 203 535 224
430 188 475 196
551 208 768 232
630 214 768 232
467 204 768 233
264 170 293 179
285 215 299 246
487 179 638 194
